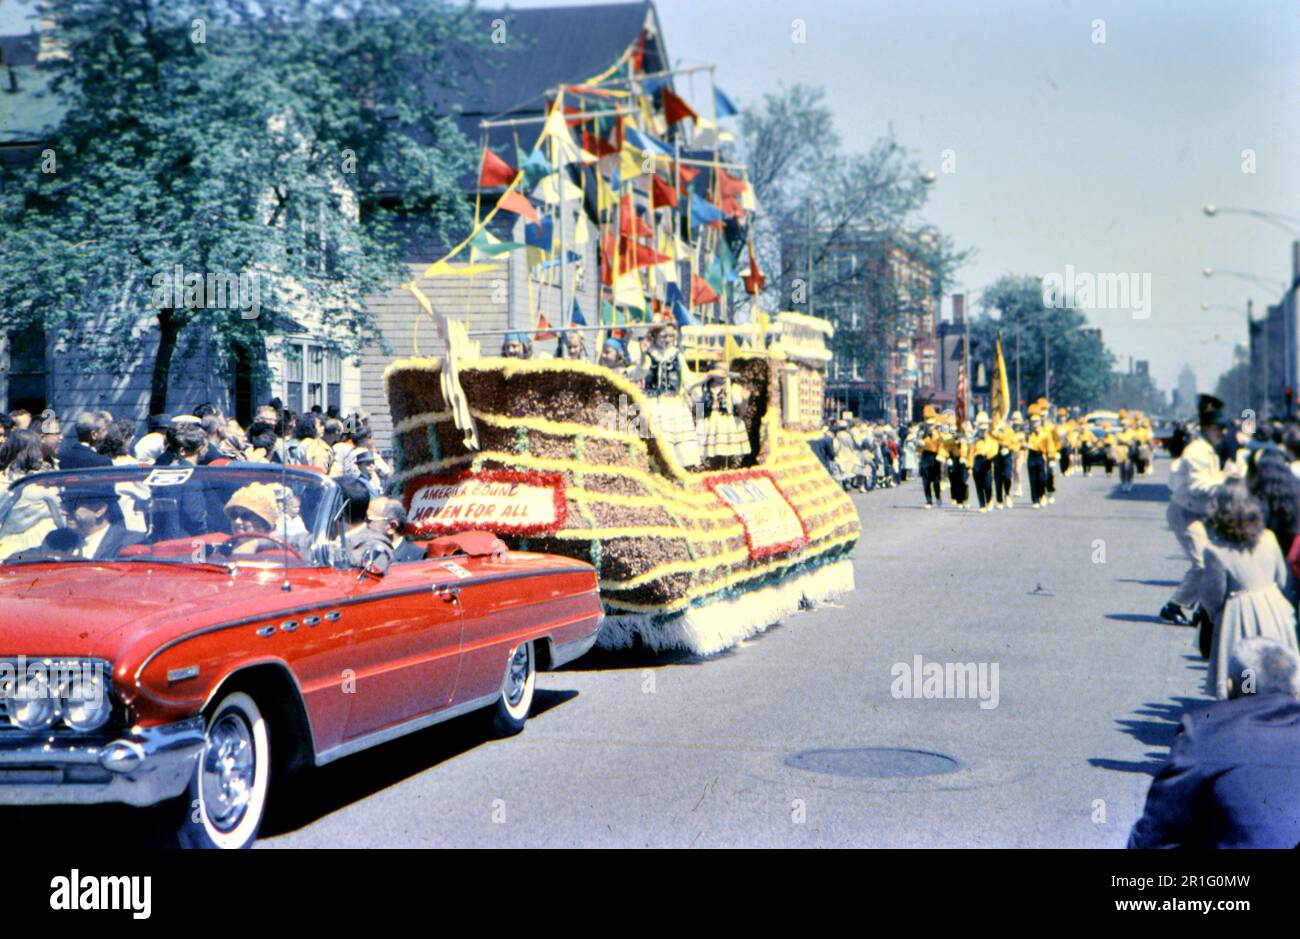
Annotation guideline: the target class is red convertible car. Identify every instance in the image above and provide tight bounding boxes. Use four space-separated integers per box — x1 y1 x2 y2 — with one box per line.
0 464 601 848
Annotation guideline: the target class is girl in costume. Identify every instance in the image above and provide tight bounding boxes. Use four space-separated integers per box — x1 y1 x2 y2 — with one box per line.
695 368 751 470
635 323 703 469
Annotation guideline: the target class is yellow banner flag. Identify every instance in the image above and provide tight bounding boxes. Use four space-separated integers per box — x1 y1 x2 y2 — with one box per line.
992 335 1011 427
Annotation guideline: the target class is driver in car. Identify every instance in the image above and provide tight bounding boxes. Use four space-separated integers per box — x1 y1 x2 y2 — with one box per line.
222 483 284 555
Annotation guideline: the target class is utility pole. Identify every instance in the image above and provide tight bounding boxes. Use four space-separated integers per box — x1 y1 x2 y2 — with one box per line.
1015 323 1022 410
1044 333 1050 403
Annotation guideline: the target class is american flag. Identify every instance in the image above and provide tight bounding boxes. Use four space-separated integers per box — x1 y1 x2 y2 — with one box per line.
955 358 968 427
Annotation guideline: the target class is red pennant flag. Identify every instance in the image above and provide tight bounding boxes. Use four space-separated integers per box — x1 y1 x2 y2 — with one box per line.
662 88 699 126
631 31 647 71
535 313 557 341
650 174 679 210
619 194 654 239
479 148 516 188
690 273 719 307
582 129 619 158
744 241 766 295
623 238 671 270
718 168 747 218
498 189 539 225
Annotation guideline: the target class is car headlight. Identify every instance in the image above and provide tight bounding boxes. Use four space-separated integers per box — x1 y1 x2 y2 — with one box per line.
58 673 110 732
9 668 57 731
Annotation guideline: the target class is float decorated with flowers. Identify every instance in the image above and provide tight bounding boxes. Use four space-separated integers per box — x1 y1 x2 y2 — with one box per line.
385 314 859 655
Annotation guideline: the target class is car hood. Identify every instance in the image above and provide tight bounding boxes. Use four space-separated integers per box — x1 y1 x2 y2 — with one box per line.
0 561 331 661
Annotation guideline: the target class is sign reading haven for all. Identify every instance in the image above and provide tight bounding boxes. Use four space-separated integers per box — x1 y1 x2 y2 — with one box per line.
404 470 566 537
705 471 809 560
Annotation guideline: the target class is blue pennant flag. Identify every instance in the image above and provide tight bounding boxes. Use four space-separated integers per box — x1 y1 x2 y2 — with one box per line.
524 216 554 250
671 300 697 328
664 281 685 308
689 192 725 229
570 299 587 326
714 86 739 118
626 127 672 156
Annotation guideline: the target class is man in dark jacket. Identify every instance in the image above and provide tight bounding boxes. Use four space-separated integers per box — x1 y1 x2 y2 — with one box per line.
57 412 112 469
1128 638 1300 849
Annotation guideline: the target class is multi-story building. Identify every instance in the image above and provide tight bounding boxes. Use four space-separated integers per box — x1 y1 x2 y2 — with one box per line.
780 227 936 423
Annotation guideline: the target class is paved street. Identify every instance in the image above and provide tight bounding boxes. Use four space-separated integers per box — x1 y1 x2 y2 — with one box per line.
253 457 1202 848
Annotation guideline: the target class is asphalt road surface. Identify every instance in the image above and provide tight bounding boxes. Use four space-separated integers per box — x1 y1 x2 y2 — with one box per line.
8 458 1204 848
259 457 1201 848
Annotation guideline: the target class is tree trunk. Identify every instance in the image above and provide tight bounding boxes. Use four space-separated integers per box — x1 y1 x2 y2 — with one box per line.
150 307 181 416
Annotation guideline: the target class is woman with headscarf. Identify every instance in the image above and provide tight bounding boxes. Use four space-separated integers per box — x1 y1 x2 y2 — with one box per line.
598 336 632 376
223 483 284 556
501 332 533 359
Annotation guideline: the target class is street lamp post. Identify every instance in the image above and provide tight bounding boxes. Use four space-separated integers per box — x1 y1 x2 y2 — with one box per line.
1203 203 1300 238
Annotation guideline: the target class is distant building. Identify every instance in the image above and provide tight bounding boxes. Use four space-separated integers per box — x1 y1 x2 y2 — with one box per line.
780 227 936 423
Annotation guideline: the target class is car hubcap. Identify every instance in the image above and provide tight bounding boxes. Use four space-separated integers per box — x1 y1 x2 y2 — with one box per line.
505 644 530 707
200 711 255 832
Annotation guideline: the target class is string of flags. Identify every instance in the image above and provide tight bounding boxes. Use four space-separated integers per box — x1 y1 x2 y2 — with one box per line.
407 22 767 346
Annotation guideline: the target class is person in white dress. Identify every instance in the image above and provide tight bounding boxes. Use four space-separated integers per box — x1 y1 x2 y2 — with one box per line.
1200 481 1300 699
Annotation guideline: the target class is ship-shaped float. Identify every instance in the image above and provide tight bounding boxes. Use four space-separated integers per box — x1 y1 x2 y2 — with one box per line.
385 312 860 655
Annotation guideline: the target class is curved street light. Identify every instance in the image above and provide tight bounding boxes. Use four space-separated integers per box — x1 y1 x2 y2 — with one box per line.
1202 266 1287 291
1202 203 1300 237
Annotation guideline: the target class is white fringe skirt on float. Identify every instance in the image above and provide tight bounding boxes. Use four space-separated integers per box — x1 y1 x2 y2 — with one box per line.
597 558 856 657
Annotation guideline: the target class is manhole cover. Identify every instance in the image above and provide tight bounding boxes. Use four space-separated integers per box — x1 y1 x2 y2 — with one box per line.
785 747 962 779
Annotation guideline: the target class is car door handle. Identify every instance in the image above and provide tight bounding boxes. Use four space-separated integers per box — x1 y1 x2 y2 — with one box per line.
434 584 460 603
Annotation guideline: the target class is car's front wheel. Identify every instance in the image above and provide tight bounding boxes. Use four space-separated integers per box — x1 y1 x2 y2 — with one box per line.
178 690 271 849
490 641 536 736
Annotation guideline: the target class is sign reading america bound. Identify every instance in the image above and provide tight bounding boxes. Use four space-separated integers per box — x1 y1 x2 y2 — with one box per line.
404 470 566 537
705 471 809 560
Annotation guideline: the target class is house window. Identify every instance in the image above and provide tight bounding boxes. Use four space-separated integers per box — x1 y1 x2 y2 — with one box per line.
283 341 342 415
6 323 47 415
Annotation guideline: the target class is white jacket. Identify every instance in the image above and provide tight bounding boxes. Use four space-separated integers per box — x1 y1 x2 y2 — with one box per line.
1169 438 1223 515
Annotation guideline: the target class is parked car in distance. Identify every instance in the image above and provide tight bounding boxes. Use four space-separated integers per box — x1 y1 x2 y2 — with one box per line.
0 464 601 848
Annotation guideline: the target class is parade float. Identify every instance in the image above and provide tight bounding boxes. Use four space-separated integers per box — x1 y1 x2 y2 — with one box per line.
385 313 859 655
389 29 859 653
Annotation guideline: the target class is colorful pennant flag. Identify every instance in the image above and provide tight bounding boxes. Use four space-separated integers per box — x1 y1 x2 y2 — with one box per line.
479 148 516 188
662 88 698 125
498 189 539 225
650 173 679 210
535 312 557 341
714 86 739 118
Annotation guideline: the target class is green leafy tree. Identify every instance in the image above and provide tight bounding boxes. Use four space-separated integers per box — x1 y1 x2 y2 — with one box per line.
971 275 1116 409
738 84 971 386
0 0 481 413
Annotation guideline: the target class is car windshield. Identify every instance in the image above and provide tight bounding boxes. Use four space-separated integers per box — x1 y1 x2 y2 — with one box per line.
0 465 331 567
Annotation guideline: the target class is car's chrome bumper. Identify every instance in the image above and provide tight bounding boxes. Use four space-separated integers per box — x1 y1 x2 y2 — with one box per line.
550 626 601 669
0 717 204 807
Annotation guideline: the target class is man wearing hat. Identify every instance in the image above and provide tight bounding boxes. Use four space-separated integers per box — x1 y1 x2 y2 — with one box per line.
971 413 998 512
916 405 946 508
945 416 973 510
60 486 143 560
1161 394 1237 628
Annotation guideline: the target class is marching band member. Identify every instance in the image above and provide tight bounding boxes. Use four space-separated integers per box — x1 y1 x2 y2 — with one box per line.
971 413 999 512
917 405 947 509
1026 404 1051 509
993 412 1022 509
946 415 973 510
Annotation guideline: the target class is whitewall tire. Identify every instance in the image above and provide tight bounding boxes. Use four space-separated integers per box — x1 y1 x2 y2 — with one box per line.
179 691 271 850
491 641 536 736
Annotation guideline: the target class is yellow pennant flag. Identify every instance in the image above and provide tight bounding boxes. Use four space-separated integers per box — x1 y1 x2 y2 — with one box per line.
992 335 1011 427
613 270 644 307
620 144 647 181
574 212 590 246
426 260 501 277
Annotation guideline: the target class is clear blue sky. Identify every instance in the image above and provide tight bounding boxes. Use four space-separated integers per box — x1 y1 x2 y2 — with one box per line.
5 0 1297 396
